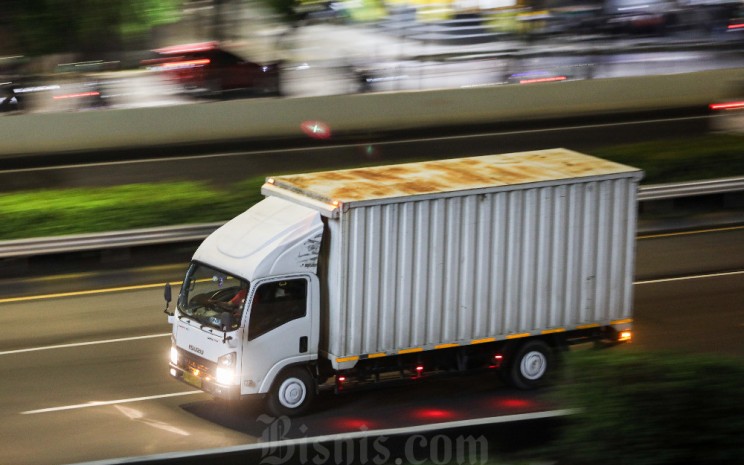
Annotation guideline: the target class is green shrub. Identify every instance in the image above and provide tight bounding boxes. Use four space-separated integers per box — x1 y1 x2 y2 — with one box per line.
594 134 744 184
550 349 744 465
0 178 265 240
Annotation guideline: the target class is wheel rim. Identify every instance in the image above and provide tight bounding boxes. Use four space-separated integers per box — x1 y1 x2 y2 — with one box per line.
278 377 307 409
520 350 547 380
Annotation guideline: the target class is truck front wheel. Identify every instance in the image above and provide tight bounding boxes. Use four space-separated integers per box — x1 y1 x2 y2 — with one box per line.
267 367 316 417
507 340 553 390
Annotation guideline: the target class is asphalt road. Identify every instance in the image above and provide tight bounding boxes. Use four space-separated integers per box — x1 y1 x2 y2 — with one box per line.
0 226 742 465
0 112 712 192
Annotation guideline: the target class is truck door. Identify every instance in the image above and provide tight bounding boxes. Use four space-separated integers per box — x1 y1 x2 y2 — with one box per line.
241 275 317 395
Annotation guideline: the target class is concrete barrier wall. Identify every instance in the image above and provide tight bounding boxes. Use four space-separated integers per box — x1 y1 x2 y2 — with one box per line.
2 68 743 157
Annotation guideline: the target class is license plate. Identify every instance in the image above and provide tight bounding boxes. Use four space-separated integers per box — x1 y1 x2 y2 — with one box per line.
183 371 202 389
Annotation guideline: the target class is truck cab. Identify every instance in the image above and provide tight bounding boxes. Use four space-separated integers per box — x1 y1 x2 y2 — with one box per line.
167 196 323 414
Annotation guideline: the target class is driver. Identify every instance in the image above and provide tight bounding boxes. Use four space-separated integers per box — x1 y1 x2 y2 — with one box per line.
210 282 248 311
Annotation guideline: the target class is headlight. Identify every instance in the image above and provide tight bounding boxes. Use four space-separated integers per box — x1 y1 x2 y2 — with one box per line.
170 346 179 365
216 352 237 385
216 367 235 385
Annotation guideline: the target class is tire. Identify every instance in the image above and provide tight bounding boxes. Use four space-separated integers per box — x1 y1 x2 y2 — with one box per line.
507 340 553 390
267 367 316 417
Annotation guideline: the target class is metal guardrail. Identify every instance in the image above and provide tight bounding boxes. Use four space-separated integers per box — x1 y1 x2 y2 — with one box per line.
1 177 744 259
0 223 222 259
637 176 744 201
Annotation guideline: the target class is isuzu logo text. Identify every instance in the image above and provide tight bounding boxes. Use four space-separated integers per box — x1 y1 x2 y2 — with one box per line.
188 345 204 355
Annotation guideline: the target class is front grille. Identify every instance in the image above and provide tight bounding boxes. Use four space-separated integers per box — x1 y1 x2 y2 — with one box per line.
177 347 216 377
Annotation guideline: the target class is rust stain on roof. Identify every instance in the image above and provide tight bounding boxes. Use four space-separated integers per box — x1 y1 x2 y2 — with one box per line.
271 149 641 204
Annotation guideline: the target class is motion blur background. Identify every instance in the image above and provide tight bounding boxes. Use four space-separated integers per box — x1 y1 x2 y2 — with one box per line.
4 0 744 110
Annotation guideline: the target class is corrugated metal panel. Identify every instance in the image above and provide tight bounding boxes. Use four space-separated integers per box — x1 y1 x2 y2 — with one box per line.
270 149 641 207
322 175 639 359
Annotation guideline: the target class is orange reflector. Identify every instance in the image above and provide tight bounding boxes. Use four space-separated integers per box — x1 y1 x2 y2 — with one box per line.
519 76 567 84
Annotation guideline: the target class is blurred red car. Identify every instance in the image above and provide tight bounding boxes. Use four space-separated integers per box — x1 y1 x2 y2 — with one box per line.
144 42 281 98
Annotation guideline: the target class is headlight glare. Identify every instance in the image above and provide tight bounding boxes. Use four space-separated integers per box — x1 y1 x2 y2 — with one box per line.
170 346 179 365
216 367 235 385
216 352 237 385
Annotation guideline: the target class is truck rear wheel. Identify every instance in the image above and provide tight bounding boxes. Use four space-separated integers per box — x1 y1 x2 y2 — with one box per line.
507 340 553 390
267 367 316 417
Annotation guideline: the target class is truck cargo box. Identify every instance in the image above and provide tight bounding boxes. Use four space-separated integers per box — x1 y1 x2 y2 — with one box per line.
265 149 643 368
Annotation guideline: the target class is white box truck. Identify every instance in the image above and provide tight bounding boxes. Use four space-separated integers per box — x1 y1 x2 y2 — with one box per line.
164 149 642 416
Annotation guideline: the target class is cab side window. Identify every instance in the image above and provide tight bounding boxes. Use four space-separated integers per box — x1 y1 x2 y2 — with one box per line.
248 279 307 340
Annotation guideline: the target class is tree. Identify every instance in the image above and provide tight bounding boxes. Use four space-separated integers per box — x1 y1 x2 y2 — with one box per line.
3 0 182 56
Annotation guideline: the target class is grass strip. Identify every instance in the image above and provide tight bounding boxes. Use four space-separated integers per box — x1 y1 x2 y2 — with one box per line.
2 134 744 240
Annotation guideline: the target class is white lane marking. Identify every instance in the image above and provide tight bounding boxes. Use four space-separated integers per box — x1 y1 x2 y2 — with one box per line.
634 269 744 285
0 333 169 356
21 391 202 415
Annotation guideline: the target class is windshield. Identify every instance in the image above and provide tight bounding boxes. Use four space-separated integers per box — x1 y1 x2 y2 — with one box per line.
178 262 249 331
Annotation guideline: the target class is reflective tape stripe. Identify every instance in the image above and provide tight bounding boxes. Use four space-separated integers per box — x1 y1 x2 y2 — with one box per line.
541 328 566 335
398 347 424 355
435 343 460 350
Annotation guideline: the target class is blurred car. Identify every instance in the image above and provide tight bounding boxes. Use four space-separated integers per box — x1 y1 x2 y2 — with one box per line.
604 11 667 34
143 42 281 98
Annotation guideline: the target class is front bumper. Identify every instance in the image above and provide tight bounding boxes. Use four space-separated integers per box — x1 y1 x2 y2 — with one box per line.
169 363 240 401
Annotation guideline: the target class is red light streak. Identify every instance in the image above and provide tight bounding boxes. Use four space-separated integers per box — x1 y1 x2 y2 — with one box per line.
53 91 100 100
709 101 744 111
158 59 210 69
728 23 744 30
301 120 332 139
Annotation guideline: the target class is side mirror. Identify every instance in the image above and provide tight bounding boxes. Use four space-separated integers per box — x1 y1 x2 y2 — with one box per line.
220 311 233 331
164 283 173 316
220 312 234 343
